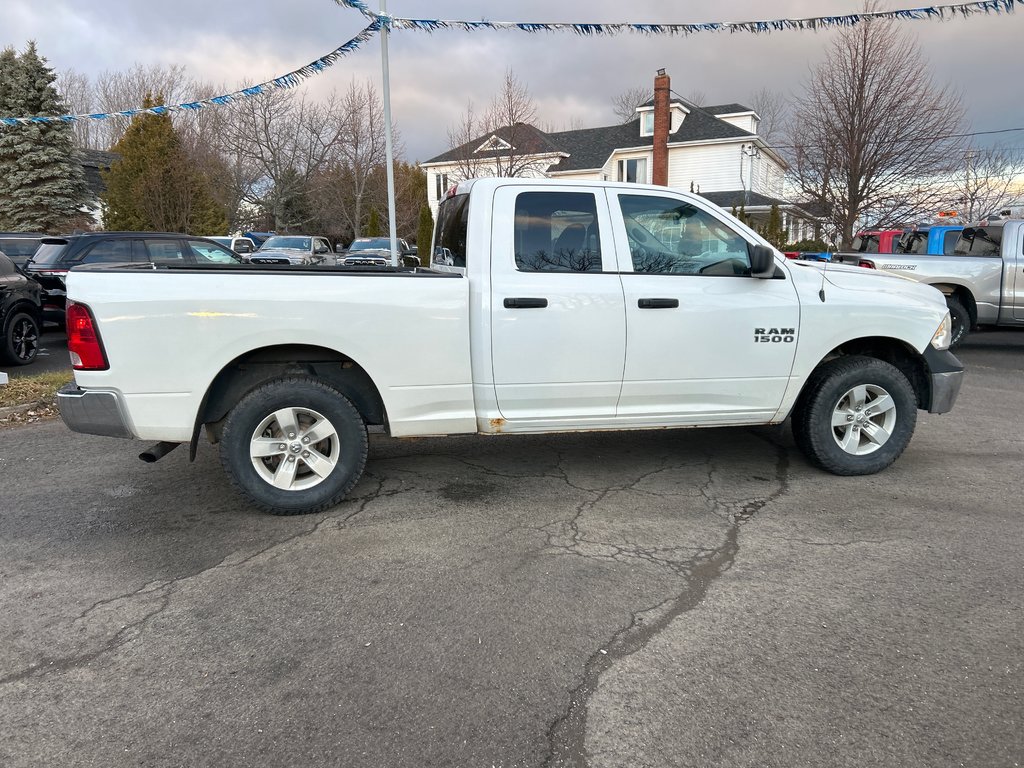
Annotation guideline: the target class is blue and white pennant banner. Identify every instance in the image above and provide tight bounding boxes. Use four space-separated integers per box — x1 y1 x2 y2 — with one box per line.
0 20 381 127
334 0 1023 35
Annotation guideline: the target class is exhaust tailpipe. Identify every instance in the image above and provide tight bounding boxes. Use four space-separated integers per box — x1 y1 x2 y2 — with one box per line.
139 441 181 463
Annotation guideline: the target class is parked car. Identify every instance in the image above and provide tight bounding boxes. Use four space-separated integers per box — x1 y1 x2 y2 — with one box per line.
207 236 257 255
56 178 960 515
25 232 242 323
0 250 42 366
248 235 335 266
833 219 1024 347
340 237 420 267
0 233 47 268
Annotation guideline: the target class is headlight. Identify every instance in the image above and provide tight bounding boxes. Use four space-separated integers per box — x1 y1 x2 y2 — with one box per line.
930 312 952 351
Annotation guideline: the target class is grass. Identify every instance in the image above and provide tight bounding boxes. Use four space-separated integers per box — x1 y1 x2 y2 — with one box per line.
0 371 73 409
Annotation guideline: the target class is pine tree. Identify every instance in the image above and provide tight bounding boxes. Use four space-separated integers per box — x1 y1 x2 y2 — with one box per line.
759 204 787 249
366 207 382 237
416 204 434 264
103 94 226 233
0 42 89 231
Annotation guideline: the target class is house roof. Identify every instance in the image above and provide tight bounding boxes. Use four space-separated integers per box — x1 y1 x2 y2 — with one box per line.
547 105 754 174
704 103 755 115
426 100 757 173
425 123 564 165
699 190 820 218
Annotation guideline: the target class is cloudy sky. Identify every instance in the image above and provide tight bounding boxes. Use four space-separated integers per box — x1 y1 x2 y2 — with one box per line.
3 0 1023 162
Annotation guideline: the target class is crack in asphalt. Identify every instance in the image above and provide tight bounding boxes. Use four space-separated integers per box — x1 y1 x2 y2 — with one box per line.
543 431 792 767
0 472 397 687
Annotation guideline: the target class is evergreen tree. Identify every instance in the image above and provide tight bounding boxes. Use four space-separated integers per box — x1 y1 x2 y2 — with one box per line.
416 204 434 264
758 204 787 249
103 93 226 233
366 207 382 237
0 43 88 231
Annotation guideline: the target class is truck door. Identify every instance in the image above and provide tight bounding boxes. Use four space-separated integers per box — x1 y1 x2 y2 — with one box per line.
610 190 799 422
490 186 626 420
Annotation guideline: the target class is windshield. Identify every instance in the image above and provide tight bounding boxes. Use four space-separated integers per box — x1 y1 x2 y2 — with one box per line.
261 236 310 251
208 237 231 247
29 240 70 266
953 226 1002 257
349 238 392 251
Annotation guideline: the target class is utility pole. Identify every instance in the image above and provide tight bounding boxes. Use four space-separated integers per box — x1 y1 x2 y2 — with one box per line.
380 0 399 267
742 143 760 208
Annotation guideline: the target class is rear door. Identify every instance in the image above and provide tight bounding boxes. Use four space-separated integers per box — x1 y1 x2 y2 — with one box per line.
489 186 626 420
610 190 800 422
1012 225 1024 321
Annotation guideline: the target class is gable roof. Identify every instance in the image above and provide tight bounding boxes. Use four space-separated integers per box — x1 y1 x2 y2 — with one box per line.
425 123 564 164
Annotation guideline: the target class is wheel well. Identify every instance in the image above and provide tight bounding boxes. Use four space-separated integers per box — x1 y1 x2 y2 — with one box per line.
195 345 386 451
805 337 930 410
3 300 41 326
931 284 977 326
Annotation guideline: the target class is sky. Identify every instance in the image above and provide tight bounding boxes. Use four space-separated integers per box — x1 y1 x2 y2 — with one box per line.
2 0 1023 164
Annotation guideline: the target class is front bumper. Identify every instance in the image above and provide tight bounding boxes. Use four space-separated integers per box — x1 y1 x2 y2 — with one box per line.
923 347 963 414
57 384 134 438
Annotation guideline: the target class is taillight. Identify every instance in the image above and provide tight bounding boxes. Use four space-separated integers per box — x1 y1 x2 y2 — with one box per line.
66 302 109 370
857 260 876 269
783 251 799 260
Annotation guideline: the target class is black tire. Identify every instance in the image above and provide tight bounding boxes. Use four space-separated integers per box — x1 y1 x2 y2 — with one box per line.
219 376 368 515
1 310 40 366
792 356 917 476
945 295 969 350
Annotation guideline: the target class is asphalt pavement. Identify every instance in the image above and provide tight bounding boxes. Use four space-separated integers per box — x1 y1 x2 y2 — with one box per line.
3 329 69 379
0 331 1021 767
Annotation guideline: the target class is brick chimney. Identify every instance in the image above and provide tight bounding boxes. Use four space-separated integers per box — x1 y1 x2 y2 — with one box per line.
652 68 670 187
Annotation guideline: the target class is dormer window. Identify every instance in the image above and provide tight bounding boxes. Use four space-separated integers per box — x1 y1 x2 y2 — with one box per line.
641 111 654 137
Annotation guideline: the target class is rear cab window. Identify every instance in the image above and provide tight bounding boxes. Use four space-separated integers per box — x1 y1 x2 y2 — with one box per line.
432 192 470 271
513 191 602 273
954 226 1002 257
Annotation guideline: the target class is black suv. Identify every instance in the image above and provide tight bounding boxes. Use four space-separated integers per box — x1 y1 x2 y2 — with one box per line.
0 233 47 268
0 250 43 366
26 232 242 323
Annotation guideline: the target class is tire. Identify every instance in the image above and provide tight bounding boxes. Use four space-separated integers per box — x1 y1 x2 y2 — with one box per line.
945 295 969 350
1 310 40 366
792 356 917 476
219 376 368 515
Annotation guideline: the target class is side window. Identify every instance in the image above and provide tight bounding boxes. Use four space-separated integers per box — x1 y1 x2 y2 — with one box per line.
618 194 752 276
433 192 469 268
187 240 239 264
80 239 132 264
943 230 959 254
142 239 186 264
514 191 602 273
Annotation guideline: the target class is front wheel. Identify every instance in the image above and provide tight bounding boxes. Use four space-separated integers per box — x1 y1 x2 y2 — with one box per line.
792 356 918 476
219 376 368 515
945 295 969 350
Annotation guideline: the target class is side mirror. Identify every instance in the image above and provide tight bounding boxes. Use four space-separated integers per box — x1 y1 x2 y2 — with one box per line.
749 245 777 279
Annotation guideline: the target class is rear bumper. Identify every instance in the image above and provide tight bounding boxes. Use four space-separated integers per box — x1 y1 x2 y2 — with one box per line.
57 384 134 438
923 347 963 414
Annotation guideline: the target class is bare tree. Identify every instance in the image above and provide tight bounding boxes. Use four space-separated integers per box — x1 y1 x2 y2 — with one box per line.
786 3 964 246
92 63 192 149
944 145 1024 222
220 88 345 231
56 69 96 149
748 87 786 147
445 69 544 181
611 85 650 123
684 88 707 107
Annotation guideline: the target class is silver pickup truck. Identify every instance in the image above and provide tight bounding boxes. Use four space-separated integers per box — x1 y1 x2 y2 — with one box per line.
834 219 1024 347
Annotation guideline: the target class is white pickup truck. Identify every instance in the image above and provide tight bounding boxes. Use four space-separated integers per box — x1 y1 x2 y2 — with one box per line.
58 178 962 515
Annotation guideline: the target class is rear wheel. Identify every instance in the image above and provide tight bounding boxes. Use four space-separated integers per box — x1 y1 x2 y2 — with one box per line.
792 356 917 475
945 295 969 349
219 376 368 515
1 311 40 366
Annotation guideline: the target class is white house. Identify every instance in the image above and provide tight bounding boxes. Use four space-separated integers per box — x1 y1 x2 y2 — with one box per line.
423 70 821 243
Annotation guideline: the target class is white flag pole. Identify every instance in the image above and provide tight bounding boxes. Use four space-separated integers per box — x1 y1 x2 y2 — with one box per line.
380 0 399 267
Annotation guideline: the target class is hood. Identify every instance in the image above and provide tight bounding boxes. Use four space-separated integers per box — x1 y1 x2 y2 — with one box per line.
791 260 945 307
